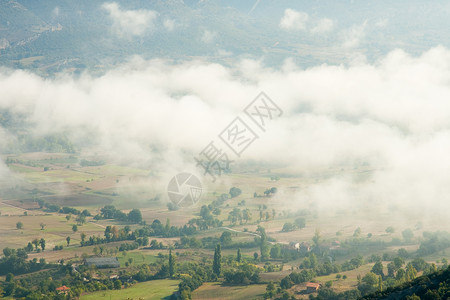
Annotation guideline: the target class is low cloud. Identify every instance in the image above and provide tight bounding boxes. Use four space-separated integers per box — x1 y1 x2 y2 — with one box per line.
280 9 309 31
280 9 333 34
163 19 176 32
102 2 157 37
341 21 367 48
311 18 334 34
375 18 388 28
201 30 217 44
1 47 450 217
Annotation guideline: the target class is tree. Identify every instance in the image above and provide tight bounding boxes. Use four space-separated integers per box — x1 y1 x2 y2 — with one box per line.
114 280 122 290
128 209 143 224
294 217 306 229
402 228 414 242
213 244 222 277
253 252 259 261
228 208 242 225
220 231 232 246
40 223 46 230
312 229 321 247
405 263 417 281
76 214 86 225
282 222 296 232
169 249 175 278
353 227 361 237
37 199 44 208
39 238 46 251
371 261 384 277
242 208 251 223
358 272 378 294
387 262 396 277
394 257 405 269
32 239 39 250
265 281 276 299
25 242 33 252
66 236 71 246
257 226 269 261
229 187 242 198
398 248 409 259
385 226 395 234
237 248 242 263
16 221 23 230
3 248 14 257
270 244 281 259
65 214 71 221
396 268 406 282
72 224 78 233
80 232 86 242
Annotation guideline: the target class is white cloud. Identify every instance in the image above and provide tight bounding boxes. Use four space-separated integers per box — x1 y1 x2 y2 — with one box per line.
102 2 157 37
52 7 60 17
311 18 334 34
279 9 309 31
375 18 388 28
2 47 450 217
201 30 217 44
342 21 367 48
280 9 334 35
163 19 175 31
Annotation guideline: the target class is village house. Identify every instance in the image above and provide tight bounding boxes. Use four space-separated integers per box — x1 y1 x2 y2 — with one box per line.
56 285 70 295
306 282 321 293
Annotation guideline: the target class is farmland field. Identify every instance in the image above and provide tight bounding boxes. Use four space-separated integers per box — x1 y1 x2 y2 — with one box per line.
80 279 180 300
192 282 266 300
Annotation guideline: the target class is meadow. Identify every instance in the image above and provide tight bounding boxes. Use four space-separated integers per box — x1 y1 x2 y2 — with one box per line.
80 279 179 300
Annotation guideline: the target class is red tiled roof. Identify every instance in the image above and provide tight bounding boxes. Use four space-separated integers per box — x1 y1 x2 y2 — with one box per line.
56 285 70 291
306 282 320 288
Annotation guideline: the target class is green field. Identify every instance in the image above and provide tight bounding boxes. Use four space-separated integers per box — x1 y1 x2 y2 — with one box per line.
80 279 179 300
118 251 159 267
192 282 266 300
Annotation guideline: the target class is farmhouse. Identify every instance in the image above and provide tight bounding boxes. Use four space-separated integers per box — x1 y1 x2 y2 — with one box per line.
85 257 120 268
305 282 321 293
56 285 70 295
299 242 311 254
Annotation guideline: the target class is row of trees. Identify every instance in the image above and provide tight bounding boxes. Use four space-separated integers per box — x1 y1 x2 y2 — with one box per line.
95 205 143 224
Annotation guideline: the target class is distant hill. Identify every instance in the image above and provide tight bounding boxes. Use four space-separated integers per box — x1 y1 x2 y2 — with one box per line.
0 0 51 47
1 0 450 74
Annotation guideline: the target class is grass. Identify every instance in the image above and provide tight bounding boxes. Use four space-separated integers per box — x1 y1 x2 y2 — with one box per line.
0 214 104 250
118 251 158 267
80 279 179 300
313 263 373 293
192 282 266 300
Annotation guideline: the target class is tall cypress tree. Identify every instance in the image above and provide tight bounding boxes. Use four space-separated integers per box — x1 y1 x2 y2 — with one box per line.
213 244 221 277
257 226 269 261
237 248 242 263
169 249 175 278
